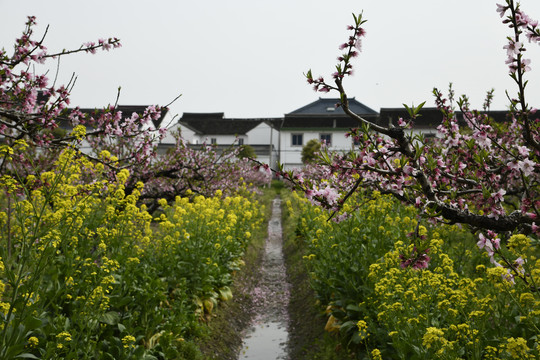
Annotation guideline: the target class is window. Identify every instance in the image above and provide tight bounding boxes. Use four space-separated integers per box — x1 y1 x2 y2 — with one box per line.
210 138 217 145
291 133 303 146
320 133 332 146
238 138 244 145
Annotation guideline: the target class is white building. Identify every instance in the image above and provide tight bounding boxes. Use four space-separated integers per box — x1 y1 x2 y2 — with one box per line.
165 98 509 171
173 112 280 169
278 98 379 170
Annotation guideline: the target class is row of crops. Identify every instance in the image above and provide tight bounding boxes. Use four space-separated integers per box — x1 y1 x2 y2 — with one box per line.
0 148 265 359
285 190 540 360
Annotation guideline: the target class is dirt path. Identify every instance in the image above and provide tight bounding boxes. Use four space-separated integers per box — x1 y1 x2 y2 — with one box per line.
238 197 290 360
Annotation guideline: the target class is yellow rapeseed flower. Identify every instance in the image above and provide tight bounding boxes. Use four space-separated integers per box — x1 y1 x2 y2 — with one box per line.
70 125 87 140
371 348 383 360
423 327 446 349
27 336 39 347
56 331 72 342
122 335 136 348
505 337 531 359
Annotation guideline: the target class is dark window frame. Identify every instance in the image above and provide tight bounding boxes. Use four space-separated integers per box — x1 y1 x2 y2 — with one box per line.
291 133 303 146
320 133 332 146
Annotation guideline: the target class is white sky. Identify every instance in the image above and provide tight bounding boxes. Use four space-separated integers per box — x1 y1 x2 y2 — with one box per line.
2 0 540 120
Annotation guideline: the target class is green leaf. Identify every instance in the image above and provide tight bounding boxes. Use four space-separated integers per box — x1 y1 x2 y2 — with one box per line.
15 354 40 359
339 320 357 334
403 102 426 118
345 304 361 313
403 103 412 117
349 330 362 344
414 101 426 116
143 355 159 360
100 311 120 325
23 316 42 331
113 296 133 307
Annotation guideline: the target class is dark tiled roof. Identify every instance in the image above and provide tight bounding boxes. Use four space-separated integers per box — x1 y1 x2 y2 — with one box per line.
480 110 510 123
280 115 380 129
179 112 281 135
286 97 378 116
379 108 512 128
379 107 444 128
282 97 379 129
113 105 169 129
59 105 169 130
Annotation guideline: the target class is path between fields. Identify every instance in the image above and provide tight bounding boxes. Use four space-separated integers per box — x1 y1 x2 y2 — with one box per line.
238 197 290 360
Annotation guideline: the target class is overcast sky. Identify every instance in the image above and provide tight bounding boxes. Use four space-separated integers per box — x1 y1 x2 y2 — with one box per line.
2 0 540 121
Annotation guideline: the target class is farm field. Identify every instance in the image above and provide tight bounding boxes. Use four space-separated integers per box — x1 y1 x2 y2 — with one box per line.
1 158 540 359
282 190 540 360
0 148 270 359
2 1 540 359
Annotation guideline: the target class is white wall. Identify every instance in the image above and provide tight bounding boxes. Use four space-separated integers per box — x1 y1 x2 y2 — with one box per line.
247 122 279 148
279 130 354 171
171 123 243 145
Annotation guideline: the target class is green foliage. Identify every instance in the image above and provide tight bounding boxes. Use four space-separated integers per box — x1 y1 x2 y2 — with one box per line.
271 180 285 194
237 144 257 159
302 139 321 164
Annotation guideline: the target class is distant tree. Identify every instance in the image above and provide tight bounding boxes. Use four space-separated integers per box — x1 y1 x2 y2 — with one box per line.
302 139 321 164
237 144 257 159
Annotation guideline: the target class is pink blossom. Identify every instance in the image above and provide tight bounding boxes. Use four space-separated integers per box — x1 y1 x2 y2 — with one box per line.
503 40 522 57
496 3 507 18
403 165 414 175
517 145 530 157
399 247 431 270
491 189 506 202
521 58 532 72
517 158 536 176
354 38 362 51
477 233 495 257
320 185 339 205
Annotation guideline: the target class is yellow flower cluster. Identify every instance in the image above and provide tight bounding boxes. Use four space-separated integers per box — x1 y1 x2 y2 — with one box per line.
27 336 39 348
70 125 86 140
56 331 72 350
505 337 534 359
122 335 136 349
357 320 368 340
371 348 383 360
